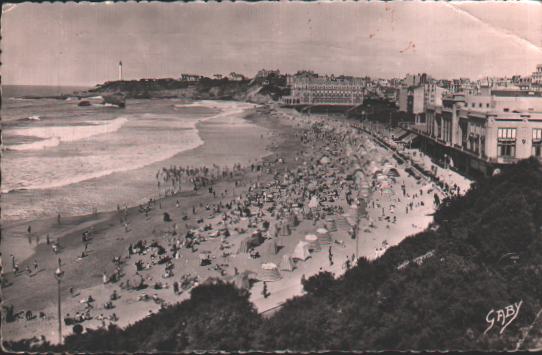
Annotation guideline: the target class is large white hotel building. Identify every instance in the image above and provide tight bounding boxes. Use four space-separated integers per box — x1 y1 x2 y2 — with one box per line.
281 73 365 107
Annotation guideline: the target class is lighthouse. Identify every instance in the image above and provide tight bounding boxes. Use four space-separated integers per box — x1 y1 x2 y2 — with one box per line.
118 61 123 81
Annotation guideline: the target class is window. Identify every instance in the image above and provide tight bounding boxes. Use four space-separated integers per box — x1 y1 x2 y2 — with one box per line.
533 129 542 157
471 103 475 108
486 103 490 108
504 108 510 112
497 128 517 158
479 103 482 108
498 128 516 139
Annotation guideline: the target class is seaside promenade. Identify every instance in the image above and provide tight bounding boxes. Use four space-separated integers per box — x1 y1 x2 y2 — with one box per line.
1 105 471 344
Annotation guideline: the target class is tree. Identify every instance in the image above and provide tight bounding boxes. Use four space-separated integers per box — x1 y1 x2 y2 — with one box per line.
302 271 334 296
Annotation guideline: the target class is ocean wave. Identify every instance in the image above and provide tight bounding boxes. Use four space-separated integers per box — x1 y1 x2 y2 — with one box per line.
23 115 41 121
2 101 257 194
5 137 61 152
5 116 129 151
1 132 204 194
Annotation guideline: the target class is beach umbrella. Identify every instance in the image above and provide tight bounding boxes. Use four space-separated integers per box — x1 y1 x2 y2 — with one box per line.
292 241 311 261
279 254 295 272
319 156 331 165
259 263 282 282
305 234 321 252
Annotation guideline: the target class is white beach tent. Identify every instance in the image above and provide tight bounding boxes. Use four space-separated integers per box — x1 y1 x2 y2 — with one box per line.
308 195 319 209
279 254 295 272
292 241 311 261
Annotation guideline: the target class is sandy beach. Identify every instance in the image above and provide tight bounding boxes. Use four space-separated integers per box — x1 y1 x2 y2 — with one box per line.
1 105 472 343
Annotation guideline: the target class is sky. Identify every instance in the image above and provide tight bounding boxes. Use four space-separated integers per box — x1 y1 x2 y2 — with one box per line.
2 1 542 86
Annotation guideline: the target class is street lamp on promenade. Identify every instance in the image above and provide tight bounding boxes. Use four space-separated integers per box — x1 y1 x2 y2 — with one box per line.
54 259 65 345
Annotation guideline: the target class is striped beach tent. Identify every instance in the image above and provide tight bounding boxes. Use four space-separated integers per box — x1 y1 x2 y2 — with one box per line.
264 239 279 256
316 228 332 246
305 234 321 252
259 263 282 282
325 217 337 232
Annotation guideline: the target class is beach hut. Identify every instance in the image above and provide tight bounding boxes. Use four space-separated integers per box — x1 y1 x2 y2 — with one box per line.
264 239 279 256
279 223 291 236
287 212 299 228
292 241 311 261
316 228 332 246
259 263 282 282
279 254 295 272
237 231 265 254
305 234 321 252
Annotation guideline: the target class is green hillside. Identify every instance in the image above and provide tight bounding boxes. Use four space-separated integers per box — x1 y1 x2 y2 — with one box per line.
83 75 288 103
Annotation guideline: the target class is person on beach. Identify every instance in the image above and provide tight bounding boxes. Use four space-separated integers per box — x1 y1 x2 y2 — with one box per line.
57 213 61 225
46 234 50 245
34 259 38 271
11 254 16 271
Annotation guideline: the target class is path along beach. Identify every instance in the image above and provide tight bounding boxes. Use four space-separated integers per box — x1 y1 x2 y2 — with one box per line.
1 104 472 343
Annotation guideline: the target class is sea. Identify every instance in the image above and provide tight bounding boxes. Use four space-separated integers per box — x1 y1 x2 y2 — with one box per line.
1 85 263 222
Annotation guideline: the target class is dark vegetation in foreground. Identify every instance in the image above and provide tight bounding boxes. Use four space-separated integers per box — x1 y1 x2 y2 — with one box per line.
4 159 542 352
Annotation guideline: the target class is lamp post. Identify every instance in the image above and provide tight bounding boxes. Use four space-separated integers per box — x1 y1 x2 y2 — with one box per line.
54 259 64 345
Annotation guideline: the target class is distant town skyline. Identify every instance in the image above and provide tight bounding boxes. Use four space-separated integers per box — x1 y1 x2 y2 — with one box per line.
2 1 542 86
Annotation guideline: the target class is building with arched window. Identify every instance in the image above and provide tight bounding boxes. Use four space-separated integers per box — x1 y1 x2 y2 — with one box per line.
281 73 365 107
